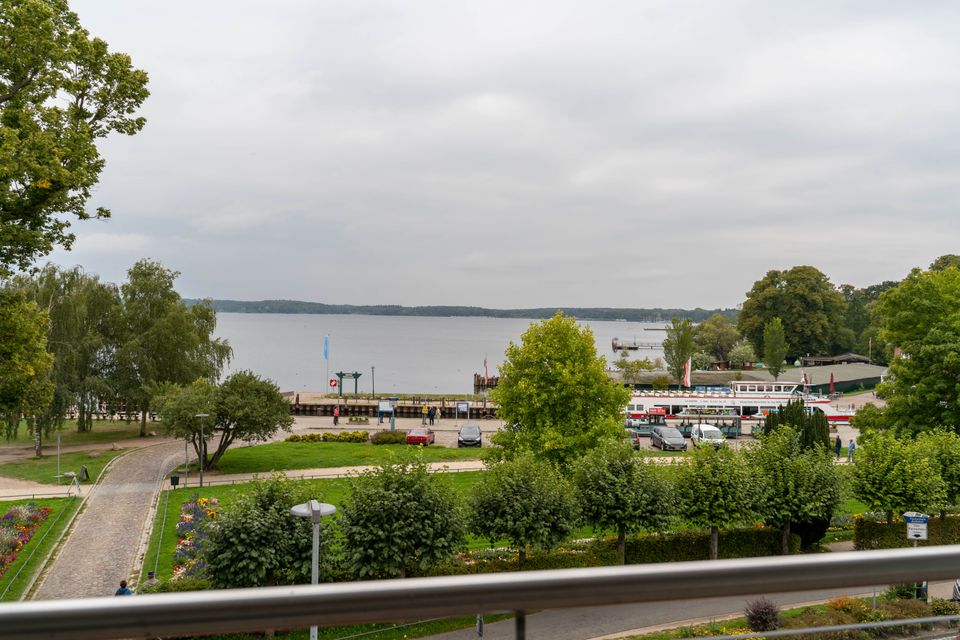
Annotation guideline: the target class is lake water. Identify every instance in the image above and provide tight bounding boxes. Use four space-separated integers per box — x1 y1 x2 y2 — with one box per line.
213 313 666 394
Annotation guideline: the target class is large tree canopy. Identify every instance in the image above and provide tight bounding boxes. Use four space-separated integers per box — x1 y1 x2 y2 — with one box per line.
693 314 741 363
489 312 628 465
0 289 53 432
738 266 847 361
876 267 960 435
663 317 695 386
0 0 149 275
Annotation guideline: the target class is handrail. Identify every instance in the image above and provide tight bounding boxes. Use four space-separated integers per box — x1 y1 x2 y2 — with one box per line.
1 545 958 640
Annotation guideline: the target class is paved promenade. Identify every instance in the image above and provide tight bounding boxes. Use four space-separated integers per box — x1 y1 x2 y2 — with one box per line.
32 442 184 600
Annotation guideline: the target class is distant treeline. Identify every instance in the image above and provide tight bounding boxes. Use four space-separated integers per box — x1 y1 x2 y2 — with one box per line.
186 299 738 323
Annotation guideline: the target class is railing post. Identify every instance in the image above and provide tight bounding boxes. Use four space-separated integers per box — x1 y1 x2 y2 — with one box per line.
515 610 525 639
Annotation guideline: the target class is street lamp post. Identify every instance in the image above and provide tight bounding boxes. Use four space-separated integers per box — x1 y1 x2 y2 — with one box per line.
290 500 337 640
195 413 208 488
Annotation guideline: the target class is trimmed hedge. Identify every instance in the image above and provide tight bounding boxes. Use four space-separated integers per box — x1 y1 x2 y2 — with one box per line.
854 515 960 550
371 431 407 445
286 431 369 444
622 527 800 563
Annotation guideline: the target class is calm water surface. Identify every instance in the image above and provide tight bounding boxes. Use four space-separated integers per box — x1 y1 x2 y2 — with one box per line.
214 313 666 394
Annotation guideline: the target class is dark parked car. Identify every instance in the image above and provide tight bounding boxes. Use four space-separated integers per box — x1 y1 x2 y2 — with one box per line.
458 424 482 447
651 426 687 451
405 428 435 446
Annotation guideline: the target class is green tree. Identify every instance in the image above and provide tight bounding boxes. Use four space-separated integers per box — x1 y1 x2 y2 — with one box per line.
691 351 713 371
0 0 149 275
849 403 888 432
762 318 788 380
613 356 656 385
930 255 960 272
838 281 898 363
113 260 231 436
340 459 466 579
852 431 947 524
489 312 628 465
677 446 756 560
875 267 960 435
763 399 830 451
729 339 756 369
470 456 579 568
738 266 847 360
914 430 960 519
694 314 741 362
204 475 321 588
11 265 120 433
155 371 292 471
748 427 840 554
573 440 672 564
0 289 54 453
663 317 695 387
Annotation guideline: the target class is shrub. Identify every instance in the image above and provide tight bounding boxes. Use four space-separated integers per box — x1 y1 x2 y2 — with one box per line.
745 597 782 631
321 431 368 443
930 597 960 617
140 577 211 593
348 415 369 423
619 527 800 564
827 595 870 619
855 515 960 550
883 583 919 600
371 430 406 445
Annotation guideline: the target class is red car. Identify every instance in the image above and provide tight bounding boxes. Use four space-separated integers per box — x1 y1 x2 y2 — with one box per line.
405 428 435 446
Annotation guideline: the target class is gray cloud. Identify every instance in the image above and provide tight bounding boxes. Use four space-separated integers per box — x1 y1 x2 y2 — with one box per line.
50 0 960 308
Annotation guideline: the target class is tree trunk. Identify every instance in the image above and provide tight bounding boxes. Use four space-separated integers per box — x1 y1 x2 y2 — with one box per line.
518 548 526 569
399 566 406 579
710 526 719 560
33 424 41 458
781 521 791 555
140 408 147 437
617 529 627 565
941 510 947 520
886 511 893 525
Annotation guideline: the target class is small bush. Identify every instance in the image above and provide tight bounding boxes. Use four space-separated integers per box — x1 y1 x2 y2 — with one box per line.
348 416 370 424
827 595 869 619
139 577 211 593
930 597 960 617
371 430 406 445
883 583 918 600
321 431 369 443
745 597 782 631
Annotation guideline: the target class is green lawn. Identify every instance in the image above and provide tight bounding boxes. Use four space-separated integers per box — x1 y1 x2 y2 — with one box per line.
0 449 127 484
211 442 482 475
1 420 146 446
0 497 82 601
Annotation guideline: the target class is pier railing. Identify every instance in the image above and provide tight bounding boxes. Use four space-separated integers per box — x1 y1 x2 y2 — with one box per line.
1 546 958 640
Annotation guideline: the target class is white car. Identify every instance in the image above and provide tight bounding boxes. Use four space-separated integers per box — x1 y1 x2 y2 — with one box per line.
690 424 726 449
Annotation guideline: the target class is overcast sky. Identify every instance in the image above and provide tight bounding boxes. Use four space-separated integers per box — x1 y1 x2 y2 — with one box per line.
50 0 960 309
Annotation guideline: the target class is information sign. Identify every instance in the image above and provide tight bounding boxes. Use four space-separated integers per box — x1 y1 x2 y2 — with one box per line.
903 512 929 541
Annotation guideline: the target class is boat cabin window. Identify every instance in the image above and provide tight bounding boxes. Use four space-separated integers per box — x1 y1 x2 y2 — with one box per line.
773 385 781 392
748 385 756 392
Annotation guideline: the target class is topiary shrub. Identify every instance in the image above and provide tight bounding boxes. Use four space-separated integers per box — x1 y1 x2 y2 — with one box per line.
745 597 782 632
931 598 960 617
371 430 406 445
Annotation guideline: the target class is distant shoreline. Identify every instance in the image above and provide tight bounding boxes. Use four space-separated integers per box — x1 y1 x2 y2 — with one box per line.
186 298 737 323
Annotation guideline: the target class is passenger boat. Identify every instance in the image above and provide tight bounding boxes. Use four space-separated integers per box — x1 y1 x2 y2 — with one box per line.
624 380 853 425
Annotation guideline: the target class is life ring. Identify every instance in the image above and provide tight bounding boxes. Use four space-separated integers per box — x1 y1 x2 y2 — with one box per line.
329 379 338 388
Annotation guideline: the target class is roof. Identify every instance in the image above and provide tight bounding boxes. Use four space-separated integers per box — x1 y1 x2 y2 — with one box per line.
612 363 887 386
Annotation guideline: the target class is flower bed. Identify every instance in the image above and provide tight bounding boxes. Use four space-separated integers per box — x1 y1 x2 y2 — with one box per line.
173 495 220 580
0 503 52 579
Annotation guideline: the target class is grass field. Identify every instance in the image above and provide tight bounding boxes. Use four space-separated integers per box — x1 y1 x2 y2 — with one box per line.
0 449 127 484
211 442 482 475
0 497 82 601
1 420 146 446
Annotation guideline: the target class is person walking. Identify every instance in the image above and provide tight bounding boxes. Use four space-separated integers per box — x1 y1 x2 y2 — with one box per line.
115 580 132 596
333 405 339 426
428 406 436 426
847 439 856 462
834 435 842 459
421 404 428 425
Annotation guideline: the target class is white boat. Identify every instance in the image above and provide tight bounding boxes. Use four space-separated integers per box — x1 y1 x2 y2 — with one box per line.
624 380 853 424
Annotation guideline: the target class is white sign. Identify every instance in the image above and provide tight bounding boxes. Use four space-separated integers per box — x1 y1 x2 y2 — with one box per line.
378 400 393 413
903 512 929 541
456 401 470 414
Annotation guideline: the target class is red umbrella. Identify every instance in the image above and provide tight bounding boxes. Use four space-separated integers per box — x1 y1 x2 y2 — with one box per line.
829 372 835 395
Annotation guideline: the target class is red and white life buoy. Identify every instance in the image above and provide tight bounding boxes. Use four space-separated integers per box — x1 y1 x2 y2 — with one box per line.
329 379 338 388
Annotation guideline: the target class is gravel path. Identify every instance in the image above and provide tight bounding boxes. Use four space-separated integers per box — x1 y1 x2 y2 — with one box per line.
31 442 184 600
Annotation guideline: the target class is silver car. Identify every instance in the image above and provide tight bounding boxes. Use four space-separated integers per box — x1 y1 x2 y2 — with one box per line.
651 426 687 451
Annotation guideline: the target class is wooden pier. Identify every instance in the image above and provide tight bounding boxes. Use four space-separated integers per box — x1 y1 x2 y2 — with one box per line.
288 396 499 420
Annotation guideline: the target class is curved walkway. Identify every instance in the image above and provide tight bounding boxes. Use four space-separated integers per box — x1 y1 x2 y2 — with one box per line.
31 442 184 600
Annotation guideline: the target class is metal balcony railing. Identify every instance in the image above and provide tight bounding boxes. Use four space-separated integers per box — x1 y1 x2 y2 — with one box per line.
2 545 960 640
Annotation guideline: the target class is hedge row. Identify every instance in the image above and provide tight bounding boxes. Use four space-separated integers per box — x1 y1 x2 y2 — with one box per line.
370 430 407 445
286 431 370 444
854 515 960 550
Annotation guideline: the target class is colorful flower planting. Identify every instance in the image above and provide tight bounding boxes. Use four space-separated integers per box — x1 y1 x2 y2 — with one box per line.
173 495 219 579
0 503 53 579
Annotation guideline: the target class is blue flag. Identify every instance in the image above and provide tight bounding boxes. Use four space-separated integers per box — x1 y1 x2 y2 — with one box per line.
323 335 329 361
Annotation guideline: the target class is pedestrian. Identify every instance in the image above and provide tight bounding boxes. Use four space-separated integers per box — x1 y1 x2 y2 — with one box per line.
834 435 842 459
421 404 428 425
115 580 132 596
847 439 856 462
428 406 436 426
333 405 339 426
